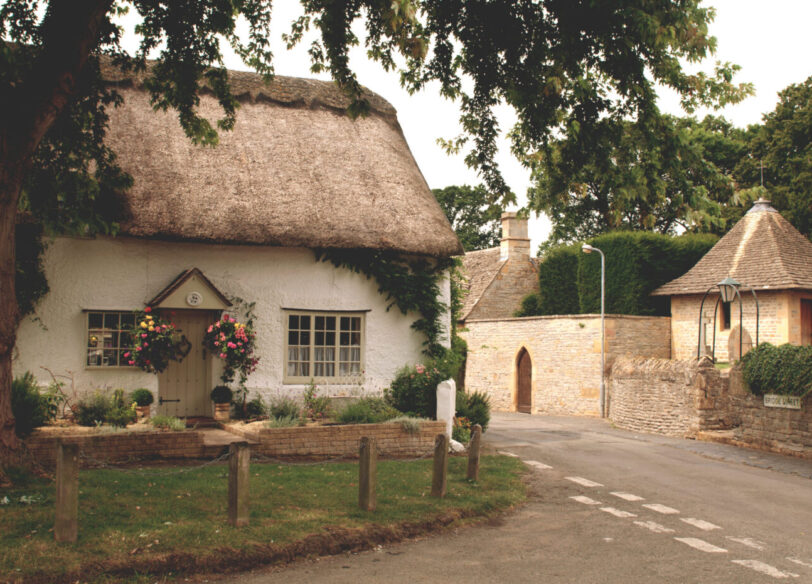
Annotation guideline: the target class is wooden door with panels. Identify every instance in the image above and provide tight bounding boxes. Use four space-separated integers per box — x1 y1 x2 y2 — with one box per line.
516 348 532 414
802 299 812 346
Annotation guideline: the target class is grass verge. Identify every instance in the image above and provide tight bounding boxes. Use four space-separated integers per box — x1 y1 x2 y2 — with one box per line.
0 455 525 583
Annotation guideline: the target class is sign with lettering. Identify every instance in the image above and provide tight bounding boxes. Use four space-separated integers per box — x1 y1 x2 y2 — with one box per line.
763 394 802 410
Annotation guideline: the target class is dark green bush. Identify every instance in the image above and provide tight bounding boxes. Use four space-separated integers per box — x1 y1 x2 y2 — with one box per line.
74 391 114 427
515 292 542 317
741 343 812 396
210 385 233 404
386 363 446 418
106 405 137 428
130 388 154 406
269 396 301 419
537 244 581 315
456 390 491 432
578 231 717 316
11 372 57 437
246 396 267 418
336 397 400 424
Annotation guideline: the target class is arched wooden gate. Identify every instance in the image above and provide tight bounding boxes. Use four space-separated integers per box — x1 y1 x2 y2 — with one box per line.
516 348 532 414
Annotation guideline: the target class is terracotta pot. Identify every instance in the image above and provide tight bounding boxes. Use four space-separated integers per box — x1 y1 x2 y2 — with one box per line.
213 402 230 421
135 405 151 420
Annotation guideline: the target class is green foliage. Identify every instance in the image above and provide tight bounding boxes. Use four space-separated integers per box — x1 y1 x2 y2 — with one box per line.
535 245 581 315
11 372 58 437
150 415 186 431
73 390 134 428
455 391 491 432
578 232 718 316
265 414 300 428
303 381 331 420
316 250 453 357
336 397 401 425
209 385 233 404
452 424 471 444
387 416 427 435
433 184 503 251
14 223 49 319
269 396 301 420
130 388 154 407
125 309 184 374
105 404 136 428
245 396 267 419
387 363 446 419
741 343 812 397
515 293 541 318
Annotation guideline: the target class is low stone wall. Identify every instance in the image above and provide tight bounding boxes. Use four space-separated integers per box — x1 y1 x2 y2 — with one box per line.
223 420 447 458
25 429 207 467
609 357 811 458
608 357 735 437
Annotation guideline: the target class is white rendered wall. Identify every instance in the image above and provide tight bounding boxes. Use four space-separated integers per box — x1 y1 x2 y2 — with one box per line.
13 236 451 402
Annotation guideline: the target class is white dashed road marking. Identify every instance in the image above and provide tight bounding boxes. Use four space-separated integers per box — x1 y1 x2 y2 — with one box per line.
565 476 604 487
787 558 812 569
732 560 799 579
643 503 680 515
570 495 601 505
611 492 644 502
680 518 722 531
674 538 728 553
526 460 553 470
600 507 637 518
727 537 766 551
634 521 675 534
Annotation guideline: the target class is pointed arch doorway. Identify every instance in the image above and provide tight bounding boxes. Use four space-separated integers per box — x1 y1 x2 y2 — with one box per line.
516 348 532 414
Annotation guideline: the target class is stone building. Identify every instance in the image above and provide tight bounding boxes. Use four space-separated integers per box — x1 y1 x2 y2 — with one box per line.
653 198 812 362
459 215 669 415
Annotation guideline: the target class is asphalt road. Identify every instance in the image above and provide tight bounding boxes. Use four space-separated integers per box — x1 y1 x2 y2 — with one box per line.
206 413 812 584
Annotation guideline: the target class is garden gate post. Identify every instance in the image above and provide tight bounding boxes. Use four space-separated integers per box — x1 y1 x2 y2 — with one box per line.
467 424 482 481
55 441 79 543
431 433 449 498
228 442 250 527
358 436 377 511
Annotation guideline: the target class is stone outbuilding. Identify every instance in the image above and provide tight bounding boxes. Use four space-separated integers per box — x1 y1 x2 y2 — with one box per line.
653 198 812 362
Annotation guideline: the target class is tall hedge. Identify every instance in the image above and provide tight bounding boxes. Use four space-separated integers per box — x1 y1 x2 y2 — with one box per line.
577 231 718 316
537 244 581 315
741 343 812 396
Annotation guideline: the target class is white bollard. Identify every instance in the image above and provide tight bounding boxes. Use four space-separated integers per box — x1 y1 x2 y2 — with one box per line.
436 378 456 439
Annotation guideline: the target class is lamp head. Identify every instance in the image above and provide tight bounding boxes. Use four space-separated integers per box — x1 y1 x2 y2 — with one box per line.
718 277 741 303
582 243 593 254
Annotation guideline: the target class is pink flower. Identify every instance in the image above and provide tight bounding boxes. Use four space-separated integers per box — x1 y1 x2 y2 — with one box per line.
128 360 135 365
227 342 237 349
415 364 425 374
135 347 142 352
207 325 213 333
240 349 245 353
141 333 148 338
123 351 130 358
237 341 243 346
144 306 152 313
220 352 227 359
214 341 219 346
216 321 221 328
143 342 149 347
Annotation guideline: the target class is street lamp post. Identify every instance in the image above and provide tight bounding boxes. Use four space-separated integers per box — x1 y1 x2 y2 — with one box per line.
582 243 606 418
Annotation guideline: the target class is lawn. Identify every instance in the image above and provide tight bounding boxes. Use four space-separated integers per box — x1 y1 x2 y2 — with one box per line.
0 455 525 583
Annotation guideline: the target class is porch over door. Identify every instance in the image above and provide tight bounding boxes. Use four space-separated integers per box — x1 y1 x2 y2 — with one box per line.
516 348 532 414
158 310 212 417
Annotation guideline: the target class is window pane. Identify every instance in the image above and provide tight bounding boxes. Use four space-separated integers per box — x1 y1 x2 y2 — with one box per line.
351 318 360 331
326 332 335 346
326 316 335 330
315 331 324 346
324 363 335 376
323 347 335 361
87 349 103 366
289 315 299 329
340 317 350 331
300 316 310 329
315 316 325 329
121 313 135 327
350 332 361 346
288 331 298 345
88 331 102 348
340 332 349 346
314 363 324 376
300 362 309 376
104 313 119 329
88 313 103 328
103 349 117 366
287 362 297 376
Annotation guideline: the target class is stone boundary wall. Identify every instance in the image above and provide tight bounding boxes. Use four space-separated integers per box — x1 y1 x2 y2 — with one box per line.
462 315 670 416
608 357 735 437
223 420 448 458
609 357 811 458
25 430 207 467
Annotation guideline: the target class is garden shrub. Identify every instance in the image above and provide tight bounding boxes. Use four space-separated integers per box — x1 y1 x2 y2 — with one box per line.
386 363 446 418
150 415 186 431
266 414 300 428
269 396 301 420
515 292 542 317
452 417 471 443
210 385 233 404
106 404 136 428
73 391 115 427
303 381 331 420
387 416 427 435
130 388 154 407
456 390 491 432
11 372 58 437
336 397 400 424
578 231 717 316
535 244 581 315
246 396 267 418
741 343 812 396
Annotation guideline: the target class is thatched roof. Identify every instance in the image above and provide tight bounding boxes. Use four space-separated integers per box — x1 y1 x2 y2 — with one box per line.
102 64 462 257
653 199 812 296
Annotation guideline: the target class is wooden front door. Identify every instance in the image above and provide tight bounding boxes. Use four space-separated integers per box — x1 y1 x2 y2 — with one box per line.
802 299 812 346
158 310 212 417
516 348 532 414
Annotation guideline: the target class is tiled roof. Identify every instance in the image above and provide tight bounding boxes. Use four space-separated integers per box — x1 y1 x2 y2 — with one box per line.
653 200 812 296
459 247 506 320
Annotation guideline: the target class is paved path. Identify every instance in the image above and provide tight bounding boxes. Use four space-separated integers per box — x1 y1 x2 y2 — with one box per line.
207 413 812 584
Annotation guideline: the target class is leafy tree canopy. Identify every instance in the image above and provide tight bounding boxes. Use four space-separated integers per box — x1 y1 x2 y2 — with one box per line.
433 184 501 251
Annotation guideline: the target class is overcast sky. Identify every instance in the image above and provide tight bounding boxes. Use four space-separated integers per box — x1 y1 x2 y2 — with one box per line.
120 0 812 254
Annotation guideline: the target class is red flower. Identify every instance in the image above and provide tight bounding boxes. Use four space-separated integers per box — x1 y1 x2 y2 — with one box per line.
144 306 152 313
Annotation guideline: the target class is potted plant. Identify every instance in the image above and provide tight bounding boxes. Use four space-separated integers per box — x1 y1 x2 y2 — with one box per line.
210 385 233 421
130 388 154 420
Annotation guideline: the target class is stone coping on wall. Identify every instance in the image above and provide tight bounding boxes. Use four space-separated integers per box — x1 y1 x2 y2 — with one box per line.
464 313 669 324
221 420 448 458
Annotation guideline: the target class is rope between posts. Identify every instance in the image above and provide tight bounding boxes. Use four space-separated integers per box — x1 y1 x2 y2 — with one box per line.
78 450 232 475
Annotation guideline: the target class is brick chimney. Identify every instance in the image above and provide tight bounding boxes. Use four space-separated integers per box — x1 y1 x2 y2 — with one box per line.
500 212 531 260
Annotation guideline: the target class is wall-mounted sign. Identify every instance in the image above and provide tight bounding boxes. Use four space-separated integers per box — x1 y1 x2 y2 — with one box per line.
186 291 203 306
763 394 802 410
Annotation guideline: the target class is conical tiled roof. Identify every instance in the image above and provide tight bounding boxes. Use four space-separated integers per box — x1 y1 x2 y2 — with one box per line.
653 199 812 296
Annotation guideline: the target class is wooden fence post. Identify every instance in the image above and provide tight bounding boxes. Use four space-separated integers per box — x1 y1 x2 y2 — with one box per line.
228 442 250 527
431 433 449 498
467 424 482 481
358 436 377 511
55 441 79 543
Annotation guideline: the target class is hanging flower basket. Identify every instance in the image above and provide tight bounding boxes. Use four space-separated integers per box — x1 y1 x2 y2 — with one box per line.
124 307 184 374
203 314 259 384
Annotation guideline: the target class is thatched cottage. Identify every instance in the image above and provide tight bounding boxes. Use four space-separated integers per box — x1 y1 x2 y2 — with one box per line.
653 198 812 361
13 67 462 417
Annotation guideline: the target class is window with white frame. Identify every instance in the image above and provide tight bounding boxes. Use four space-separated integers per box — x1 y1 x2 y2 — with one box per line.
86 311 136 367
285 311 364 383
